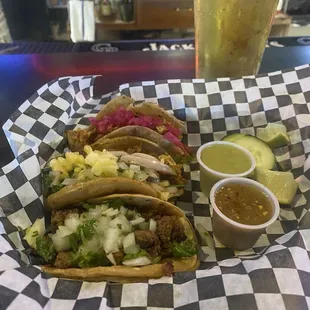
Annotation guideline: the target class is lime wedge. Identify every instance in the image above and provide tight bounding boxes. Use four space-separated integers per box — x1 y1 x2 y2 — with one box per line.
255 168 298 204
256 123 290 148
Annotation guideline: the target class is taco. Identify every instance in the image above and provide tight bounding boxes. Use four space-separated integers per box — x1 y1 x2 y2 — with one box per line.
44 145 187 209
66 96 190 161
24 194 199 282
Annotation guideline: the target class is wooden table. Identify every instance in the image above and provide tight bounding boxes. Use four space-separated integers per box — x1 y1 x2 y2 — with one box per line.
1 47 310 165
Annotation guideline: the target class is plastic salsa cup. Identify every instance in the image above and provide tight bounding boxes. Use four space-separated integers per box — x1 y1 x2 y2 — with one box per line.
197 141 256 197
210 177 280 250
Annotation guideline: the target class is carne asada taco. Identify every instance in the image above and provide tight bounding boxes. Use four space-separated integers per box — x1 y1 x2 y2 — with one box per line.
44 145 187 209
24 194 199 282
66 96 190 160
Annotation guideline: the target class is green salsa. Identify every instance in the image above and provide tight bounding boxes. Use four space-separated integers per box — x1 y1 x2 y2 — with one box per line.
201 144 252 174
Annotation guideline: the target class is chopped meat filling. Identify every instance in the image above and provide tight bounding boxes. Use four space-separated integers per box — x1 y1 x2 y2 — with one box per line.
66 129 91 152
51 208 80 227
134 230 161 257
155 216 186 257
113 251 125 265
54 252 74 269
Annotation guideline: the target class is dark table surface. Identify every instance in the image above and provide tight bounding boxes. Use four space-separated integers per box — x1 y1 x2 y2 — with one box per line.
1 46 310 166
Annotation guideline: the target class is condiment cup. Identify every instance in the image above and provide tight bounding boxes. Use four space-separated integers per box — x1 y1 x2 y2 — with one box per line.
210 177 280 251
197 141 256 197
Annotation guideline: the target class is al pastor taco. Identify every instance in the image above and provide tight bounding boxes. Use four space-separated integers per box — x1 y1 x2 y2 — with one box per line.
44 145 187 209
66 96 190 161
24 194 199 282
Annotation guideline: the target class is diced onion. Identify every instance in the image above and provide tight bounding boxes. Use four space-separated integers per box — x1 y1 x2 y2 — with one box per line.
100 204 109 212
143 168 159 179
109 214 132 233
96 216 111 234
120 206 127 214
57 225 74 238
129 164 141 172
51 234 71 252
102 208 113 215
102 228 120 254
64 214 81 232
159 180 170 187
123 232 136 253
122 257 152 266
106 209 119 217
130 217 145 226
117 235 125 248
62 178 78 186
107 253 117 266
88 206 104 219
118 161 129 170
134 170 148 182
149 219 157 233
121 154 176 175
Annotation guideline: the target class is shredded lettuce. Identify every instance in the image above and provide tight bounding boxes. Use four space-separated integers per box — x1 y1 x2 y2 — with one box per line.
172 239 197 258
36 236 55 263
73 250 109 268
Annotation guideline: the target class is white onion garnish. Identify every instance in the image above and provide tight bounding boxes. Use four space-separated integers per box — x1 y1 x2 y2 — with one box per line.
123 233 136 253
149 219 157 233
102 228 120 254
134 170 148 182
138 221 149 230
130 217 145 226
57 225 74 237
62 178 78 186
106 209 119 217
51 233 71 252
118 162 129 170
107 253 117 266
122 256 152 266
96 216 111 234
102 207 113 215
64 214 81 232
120 206 127 214
109 214 132 233
129 164 141 172
121 154 175 175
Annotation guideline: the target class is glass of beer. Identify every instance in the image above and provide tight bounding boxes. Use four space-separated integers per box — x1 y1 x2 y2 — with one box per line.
194 0 279 78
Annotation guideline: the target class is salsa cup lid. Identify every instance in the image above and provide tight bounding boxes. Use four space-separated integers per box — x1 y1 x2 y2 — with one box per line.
210 177 280 231
197 141 256 179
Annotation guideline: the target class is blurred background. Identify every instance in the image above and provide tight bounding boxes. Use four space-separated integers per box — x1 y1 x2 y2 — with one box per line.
0 0 309 51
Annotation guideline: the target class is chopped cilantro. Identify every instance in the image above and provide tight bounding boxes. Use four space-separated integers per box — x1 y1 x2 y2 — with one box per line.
123 249 148 261
36 236 55 263
109 198 124 209
73 250 109 268
172 239 197 258
82 203 96 210
69 219 97 252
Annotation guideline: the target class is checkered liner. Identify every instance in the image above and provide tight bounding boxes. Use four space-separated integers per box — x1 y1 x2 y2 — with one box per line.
1 67 310 309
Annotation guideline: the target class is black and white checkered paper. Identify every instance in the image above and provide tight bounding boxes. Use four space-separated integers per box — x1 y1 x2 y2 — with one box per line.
1 67 310 309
